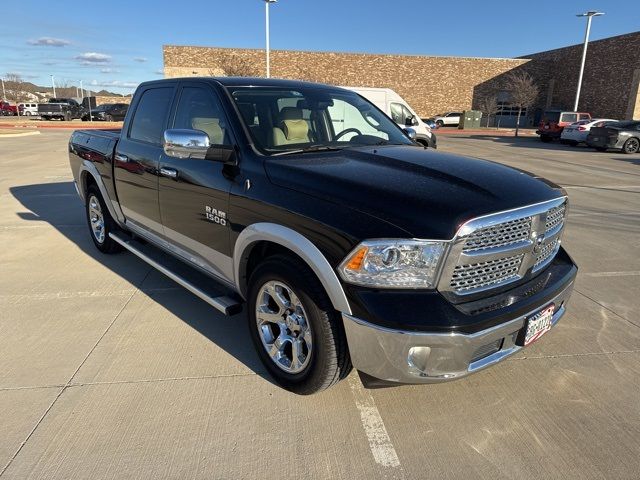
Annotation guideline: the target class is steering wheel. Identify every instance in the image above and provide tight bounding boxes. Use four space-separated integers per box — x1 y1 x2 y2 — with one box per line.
335 128 362 141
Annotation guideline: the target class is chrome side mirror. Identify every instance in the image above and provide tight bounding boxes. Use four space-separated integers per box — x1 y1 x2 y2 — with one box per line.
403 127 417 140
163 129 210 159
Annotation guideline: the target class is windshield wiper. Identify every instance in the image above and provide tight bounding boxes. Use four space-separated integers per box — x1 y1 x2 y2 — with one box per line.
271 145 346 156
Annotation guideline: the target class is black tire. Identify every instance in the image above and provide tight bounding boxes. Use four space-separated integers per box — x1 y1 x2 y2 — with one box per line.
248 254 351 394
85 185 122 254
105 114 113 122
622 137 639 154
435 120 444 128
540 135 552 143
63 112 71 122
42 115 49 121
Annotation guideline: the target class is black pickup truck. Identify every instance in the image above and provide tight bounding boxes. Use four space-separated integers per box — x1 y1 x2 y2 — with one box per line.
69 77 577 394
39 98 83 121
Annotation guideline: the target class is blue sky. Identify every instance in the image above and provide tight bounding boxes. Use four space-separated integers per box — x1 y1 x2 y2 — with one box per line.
1 0 638 94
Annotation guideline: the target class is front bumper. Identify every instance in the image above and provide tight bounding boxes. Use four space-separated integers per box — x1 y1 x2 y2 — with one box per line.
343 271 575 384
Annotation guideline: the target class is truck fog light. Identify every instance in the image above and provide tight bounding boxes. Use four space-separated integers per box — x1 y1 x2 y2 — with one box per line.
407 346 431 376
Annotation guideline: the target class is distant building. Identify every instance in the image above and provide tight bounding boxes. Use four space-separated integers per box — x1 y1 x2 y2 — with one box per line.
163 31 640 124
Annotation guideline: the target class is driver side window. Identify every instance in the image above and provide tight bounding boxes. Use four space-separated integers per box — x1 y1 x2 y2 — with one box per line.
173 87 230 145
328 99 388 141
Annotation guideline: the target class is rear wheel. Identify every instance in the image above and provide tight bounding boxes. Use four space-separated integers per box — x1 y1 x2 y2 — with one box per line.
435 120 444 128
622 137 639 154
85 185 122 254
106 114 114 122
248 254 351 394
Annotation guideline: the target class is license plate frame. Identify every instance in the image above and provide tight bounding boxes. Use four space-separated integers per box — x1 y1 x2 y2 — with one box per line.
517 304 555 347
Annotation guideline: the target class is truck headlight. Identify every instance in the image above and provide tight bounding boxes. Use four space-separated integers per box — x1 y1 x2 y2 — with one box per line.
338 239 447 289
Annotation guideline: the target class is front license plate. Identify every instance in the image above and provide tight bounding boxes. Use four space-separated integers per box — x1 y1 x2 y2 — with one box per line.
522 305 555 346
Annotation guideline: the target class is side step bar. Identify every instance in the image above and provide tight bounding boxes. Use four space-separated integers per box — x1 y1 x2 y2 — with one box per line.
109 232 242 316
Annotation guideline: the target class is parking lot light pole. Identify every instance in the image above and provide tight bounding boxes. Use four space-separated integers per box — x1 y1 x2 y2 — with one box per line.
1 77 5 100
263 0 277 78
50 75 57 98
574 11 604 111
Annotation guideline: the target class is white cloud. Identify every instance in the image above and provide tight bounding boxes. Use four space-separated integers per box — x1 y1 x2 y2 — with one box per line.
100 68 120 74
76 52 112 64
28 37 71 47
133 57 148 63
90 79 139 89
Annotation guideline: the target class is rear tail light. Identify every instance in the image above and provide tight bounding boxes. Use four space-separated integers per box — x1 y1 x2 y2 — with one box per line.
578 126 587 131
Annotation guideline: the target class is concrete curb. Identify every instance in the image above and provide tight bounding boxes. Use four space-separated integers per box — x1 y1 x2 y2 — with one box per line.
0 130 41 138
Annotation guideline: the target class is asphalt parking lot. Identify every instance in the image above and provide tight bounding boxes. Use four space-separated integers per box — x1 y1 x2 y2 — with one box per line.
1 130 639 479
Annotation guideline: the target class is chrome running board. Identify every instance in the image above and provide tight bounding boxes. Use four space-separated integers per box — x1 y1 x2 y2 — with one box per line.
109 232 242 316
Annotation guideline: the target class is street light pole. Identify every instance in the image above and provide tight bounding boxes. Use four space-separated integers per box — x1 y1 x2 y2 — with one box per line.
50 75 57 98
1 77 5 100
574 11 604 111
263 0 277 78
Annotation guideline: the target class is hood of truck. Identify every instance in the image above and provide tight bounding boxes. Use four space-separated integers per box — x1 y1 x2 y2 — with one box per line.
264 145 564 239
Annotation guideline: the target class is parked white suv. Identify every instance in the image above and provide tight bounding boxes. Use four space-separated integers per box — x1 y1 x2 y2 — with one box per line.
433 112 461 128
18 103 39 116
343 86 436 148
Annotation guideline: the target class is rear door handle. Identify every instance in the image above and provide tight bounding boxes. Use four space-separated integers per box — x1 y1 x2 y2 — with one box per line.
114 153 129 163
160 167 178 179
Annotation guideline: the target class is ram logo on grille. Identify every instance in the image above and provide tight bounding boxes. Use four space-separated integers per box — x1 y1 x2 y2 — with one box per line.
439 198 567 296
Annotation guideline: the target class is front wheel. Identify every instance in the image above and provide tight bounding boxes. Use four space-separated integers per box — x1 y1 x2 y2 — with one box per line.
85 185 122 254
435 120 444 128
622 137 639 154
248 254 351 394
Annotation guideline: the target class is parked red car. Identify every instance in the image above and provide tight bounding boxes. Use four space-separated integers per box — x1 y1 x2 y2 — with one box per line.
0 101 18 116
537 110 591 142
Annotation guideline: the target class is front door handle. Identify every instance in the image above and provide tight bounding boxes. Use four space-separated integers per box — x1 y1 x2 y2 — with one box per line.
114 153 129 163
160 167 178 179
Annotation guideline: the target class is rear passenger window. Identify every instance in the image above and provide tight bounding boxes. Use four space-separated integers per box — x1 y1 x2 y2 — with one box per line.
129 87 173 145
561 113 578 123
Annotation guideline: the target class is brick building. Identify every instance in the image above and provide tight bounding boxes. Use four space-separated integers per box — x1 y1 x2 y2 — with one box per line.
163 31 640 122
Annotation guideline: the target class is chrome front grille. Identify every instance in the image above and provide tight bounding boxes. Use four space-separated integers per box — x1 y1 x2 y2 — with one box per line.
534 238 560 269
439 197 567 296
463 217 532 252
450 254 524 292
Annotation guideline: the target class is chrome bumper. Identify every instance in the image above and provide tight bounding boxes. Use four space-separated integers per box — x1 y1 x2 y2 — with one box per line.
342 280 574 384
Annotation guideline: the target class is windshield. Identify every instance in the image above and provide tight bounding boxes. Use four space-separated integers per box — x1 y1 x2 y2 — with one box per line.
228 86 413 154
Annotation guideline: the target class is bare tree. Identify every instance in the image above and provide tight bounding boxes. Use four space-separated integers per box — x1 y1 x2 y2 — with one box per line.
505 71 539 137
477 92 499 129
3 73 31 114
208 52 261 77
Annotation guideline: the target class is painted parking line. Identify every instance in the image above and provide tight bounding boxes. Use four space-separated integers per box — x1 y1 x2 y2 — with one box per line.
581 271 640 277
348 376 402 470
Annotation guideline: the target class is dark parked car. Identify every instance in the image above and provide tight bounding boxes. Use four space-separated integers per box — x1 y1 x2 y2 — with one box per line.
82 103 129 122
587 120 640 153
38 98 83 121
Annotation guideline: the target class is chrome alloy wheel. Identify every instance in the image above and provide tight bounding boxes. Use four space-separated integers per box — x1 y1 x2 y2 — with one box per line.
88 194 105 243
255 281 313 374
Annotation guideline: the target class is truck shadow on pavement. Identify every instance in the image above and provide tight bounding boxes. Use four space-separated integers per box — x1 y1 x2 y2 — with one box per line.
10 181 272 385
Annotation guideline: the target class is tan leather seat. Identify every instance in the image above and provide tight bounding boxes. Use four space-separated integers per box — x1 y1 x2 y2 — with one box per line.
191 117 224 145
271 107 310 146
